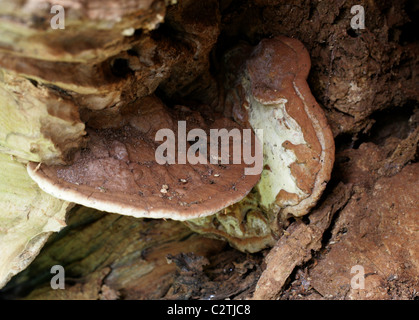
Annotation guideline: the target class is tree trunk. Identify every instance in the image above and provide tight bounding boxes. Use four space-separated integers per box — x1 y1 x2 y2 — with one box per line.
0 0 418 300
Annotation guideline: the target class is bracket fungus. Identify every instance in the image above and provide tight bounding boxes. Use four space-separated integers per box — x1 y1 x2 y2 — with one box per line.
27 96 262 220
26 36 334 253
185 36 335 252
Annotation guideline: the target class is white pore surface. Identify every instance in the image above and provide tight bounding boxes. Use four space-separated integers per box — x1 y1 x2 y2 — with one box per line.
242 78 307 210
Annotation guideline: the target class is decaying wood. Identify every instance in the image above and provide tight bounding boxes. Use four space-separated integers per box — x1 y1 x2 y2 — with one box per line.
252 183 353 300
0 0 418 300
1 206 261 300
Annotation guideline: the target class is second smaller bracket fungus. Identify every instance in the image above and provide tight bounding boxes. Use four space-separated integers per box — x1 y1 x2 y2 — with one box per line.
185 36 335 252
239 36 335 218
27 96 262 221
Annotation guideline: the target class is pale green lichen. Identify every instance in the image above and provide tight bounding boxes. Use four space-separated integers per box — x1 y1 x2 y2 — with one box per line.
0 70 85 164
0 153 72 289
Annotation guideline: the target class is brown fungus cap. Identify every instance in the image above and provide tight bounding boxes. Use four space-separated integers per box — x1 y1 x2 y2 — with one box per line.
27 96 261 221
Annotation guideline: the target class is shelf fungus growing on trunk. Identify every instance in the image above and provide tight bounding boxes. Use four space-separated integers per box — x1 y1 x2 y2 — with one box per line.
184 36 335 252
27 95 262 220
27 36 334 253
